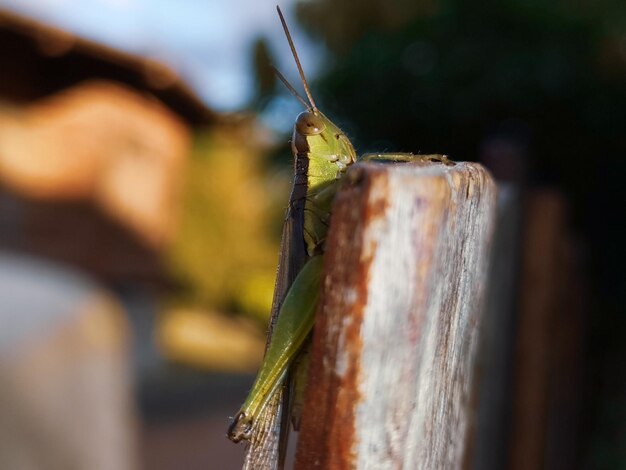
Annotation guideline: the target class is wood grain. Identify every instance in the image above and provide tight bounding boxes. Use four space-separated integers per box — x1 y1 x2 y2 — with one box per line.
295 161 496 469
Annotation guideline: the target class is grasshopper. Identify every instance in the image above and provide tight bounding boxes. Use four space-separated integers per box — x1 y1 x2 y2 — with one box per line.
227 7 451 469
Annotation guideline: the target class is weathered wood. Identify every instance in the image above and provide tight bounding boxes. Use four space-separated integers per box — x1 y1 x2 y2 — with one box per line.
0 251 138 470
295 161 497 469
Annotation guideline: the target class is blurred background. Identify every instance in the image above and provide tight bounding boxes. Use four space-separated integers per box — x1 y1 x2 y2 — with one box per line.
0 0 624 469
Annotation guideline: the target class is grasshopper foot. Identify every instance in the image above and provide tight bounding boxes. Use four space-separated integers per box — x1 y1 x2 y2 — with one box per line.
228 411 253 443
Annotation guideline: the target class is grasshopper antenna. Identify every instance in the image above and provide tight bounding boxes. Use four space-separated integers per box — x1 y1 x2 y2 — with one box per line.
276 5 318 113
271 65 310 110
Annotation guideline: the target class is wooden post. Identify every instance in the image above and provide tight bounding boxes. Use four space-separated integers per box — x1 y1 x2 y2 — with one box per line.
507 191 572 470
295 161 496 469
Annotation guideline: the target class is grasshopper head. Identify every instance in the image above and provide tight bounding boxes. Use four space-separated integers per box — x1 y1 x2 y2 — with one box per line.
274 6 356 171
292 110 356 170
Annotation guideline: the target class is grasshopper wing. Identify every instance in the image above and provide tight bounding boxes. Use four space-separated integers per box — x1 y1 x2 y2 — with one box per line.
241 173 308 469
241 390 283 469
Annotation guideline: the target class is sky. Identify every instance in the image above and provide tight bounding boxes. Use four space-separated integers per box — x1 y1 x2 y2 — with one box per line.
0 0 321 111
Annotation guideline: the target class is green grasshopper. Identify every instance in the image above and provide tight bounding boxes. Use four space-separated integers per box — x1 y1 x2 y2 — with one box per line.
227 7 450 468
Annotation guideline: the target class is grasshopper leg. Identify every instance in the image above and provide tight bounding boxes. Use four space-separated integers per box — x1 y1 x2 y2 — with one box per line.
361 153 455 165
228 255 324 443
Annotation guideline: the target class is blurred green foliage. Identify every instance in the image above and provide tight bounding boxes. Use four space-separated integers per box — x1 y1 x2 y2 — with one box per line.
166 127 288 322
296 0 625 184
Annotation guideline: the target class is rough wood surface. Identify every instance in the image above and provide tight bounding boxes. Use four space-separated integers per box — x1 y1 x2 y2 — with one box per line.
0 251 138 470
295 161 496 469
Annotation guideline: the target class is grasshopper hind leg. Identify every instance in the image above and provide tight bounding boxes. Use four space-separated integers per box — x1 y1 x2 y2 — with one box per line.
361 153 455 166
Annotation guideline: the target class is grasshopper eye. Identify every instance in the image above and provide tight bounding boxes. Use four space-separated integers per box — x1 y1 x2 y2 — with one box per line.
295 112 326 136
